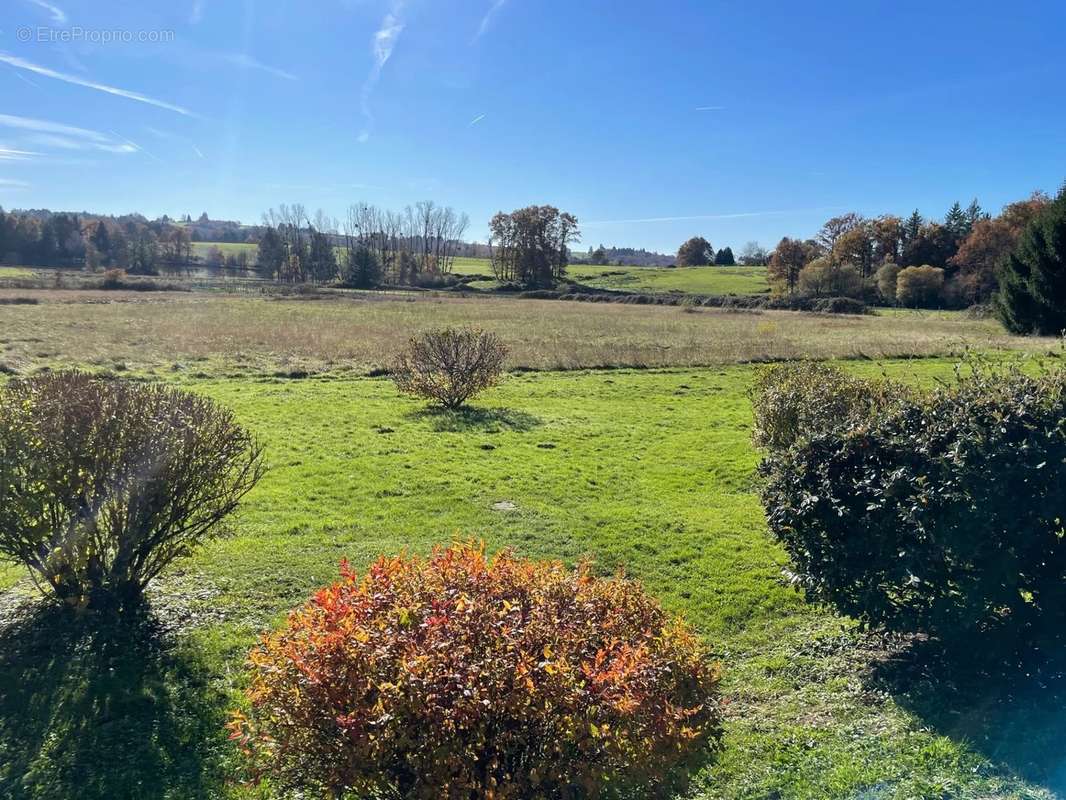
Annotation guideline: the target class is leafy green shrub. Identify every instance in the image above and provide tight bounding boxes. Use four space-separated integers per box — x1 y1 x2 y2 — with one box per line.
0 372 264 609
392 327 508 408
875 262 901 303
229 543 722 799
797 258 863 299
758 362 1066 643
895 265 945 308
749 362 904 452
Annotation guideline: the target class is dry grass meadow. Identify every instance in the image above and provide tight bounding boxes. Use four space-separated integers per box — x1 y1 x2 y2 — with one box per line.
0 287 1055 377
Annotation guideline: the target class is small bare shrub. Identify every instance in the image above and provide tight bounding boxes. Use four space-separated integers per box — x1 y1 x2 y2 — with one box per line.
392 327 507 408
0 372 265 609
99 268 127 289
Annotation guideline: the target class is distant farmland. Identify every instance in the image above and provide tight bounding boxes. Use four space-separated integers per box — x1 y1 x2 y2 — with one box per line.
451 256 771 295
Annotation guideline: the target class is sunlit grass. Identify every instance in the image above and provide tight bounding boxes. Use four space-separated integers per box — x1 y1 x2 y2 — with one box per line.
0 289 1053 378
1 361 1053 798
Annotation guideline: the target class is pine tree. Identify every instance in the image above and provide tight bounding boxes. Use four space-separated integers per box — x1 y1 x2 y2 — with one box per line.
344 245 382 288
91 222 111 266
964 198 987 233
903 209 923 243
995 192 1066 334
944 201 968 239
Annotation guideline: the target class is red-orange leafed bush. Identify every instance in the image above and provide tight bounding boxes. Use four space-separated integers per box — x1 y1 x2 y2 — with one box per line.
228 542 721 798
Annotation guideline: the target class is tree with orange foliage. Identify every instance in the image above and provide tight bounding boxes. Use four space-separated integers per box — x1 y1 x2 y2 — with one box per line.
951 192 1051 303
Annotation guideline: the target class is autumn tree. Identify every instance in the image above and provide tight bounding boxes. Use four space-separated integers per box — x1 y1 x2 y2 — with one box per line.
816 213 863 253
488 205 579 288
950 192 1051 303
870 215 904 266
768 237 810 295
676 236 713 266
830 224 875 277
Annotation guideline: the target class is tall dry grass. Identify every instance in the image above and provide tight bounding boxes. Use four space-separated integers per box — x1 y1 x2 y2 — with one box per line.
0 289 1054 376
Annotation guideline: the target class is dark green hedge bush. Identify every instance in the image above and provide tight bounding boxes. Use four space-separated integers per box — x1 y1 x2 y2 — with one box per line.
756 362 1066 643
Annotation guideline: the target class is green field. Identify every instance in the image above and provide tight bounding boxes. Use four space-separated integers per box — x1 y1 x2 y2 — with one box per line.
190 241 259 259
190 247 769 297
569 264 770 295
0 266 36 280
450 257 771 295
0 291 1061 799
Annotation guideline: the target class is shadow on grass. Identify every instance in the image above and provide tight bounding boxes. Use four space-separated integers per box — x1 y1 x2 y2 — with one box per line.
408 405 542 433
0 598 230 800
867 634 1066 793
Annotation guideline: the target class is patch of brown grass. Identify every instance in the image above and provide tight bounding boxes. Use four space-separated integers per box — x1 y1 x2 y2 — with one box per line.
0 288 1054 377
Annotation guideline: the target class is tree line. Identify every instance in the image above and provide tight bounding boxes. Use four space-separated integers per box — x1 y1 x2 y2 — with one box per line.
255 201 470 287
0 208 201 275
766 189 1057 308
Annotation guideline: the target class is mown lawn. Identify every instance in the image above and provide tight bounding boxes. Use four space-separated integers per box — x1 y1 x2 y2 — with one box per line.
0 361 1059 799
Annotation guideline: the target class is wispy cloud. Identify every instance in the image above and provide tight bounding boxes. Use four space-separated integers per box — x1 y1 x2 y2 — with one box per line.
473 0 508 42
0 113 114 142
359 3 406 143
0 146 43 161
0 178 31 189
583 207 846 226
26 0 67 24
694 105 726 111
469 113 486 126
223 53 297 81
10 69 42 88
144 125 205 160
0 52 199 117
0 113 140 154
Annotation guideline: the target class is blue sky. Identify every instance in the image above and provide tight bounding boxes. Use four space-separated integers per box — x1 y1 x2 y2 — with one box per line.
1 0 1065 252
